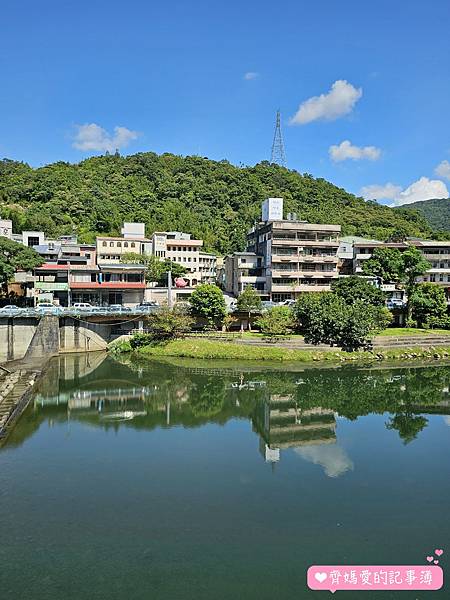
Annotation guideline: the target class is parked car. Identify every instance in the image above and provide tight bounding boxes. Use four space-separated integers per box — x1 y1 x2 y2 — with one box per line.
0 305 21 311
261 301 277 311
108 304 131 312
137 301 159 310
281 299 296 306
36 302 57 313
72 302 92 310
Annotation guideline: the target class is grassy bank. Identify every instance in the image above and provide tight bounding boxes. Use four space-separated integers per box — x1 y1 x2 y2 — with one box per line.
111 338 450 363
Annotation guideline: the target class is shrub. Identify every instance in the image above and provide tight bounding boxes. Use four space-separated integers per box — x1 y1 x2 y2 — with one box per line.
146 306 194 341
255 306 294 340
130 333 154 349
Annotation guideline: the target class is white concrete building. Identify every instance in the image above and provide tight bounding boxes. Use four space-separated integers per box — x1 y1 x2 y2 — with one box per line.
151 231 216 286
96 223 151 264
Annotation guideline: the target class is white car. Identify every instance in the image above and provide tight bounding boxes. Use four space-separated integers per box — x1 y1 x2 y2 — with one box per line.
281 299 296 306
72 302 92 310
36 302 56 313
0 305 21 311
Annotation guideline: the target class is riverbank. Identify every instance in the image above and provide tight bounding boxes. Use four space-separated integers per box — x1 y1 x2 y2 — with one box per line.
111 337 450 363
0 358 50 445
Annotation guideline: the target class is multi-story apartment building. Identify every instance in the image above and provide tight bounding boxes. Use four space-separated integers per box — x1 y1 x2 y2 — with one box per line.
151 231 216 286
338 236 450 303
410 240 450 291
96 223 151 264
223 252 266 297
246 198 341 302
34 262 146 307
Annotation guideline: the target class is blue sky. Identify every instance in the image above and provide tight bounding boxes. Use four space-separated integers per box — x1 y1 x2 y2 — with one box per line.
1 0 450 205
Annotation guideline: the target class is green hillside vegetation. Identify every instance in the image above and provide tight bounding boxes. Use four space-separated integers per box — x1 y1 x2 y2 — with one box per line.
0 153 434 254
395 197 450 232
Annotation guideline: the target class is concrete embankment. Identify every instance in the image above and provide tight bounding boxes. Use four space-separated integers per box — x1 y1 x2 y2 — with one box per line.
186 333 450 351
0 366 41 444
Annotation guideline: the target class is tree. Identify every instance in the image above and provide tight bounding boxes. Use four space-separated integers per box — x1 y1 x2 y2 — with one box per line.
189 284 226 327
236 285 262 330
331 276 386 307
130 306 193 346
362 247 404 283
0 153 433 258
0 237 43 293
293 292 392 351
363 245 431 322
409 283 447 327
255 306 294 340
400 247 431 319
121 253 186 285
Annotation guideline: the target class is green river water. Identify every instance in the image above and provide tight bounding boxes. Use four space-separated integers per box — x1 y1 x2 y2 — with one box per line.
0 353 449 599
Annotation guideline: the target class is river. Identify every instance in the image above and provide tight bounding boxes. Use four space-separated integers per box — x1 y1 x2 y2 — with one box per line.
1 353 449 599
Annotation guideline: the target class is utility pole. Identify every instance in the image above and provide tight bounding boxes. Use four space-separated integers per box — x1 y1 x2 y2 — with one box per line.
167 269 173 308
270 110 287 167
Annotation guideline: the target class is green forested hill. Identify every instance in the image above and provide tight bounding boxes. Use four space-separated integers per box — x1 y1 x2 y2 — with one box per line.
394 197 450 232
0 153 434 254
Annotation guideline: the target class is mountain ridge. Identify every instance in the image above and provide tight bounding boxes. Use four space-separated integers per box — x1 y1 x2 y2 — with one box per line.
0 152 435 253
394 197 450 232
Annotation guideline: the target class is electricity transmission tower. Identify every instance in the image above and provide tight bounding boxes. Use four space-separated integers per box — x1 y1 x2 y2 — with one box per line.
270 110 287 167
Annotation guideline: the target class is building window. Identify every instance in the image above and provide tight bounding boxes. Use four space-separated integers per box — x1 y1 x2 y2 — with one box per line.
102 241 107 247
117 241 122 247
124 242 128 247
109 241 114 247
130 242 135 248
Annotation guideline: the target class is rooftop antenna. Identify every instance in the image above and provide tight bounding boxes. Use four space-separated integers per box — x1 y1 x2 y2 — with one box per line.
270 110 287 167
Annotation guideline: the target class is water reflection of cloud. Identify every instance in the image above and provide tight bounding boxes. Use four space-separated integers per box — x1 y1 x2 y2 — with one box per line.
443 416 450 427
294 443 354 478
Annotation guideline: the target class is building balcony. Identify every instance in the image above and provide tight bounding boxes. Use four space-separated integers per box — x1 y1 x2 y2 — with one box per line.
422 253 450 260
272 239 339 247
239 275 267 283
271 284 333 293
35 282 69 292
272 269 338 278
69 282 146 290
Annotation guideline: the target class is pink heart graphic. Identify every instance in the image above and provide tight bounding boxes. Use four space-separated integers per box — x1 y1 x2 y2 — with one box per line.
434 560 439 565
435 549 444 557
427 556 434 563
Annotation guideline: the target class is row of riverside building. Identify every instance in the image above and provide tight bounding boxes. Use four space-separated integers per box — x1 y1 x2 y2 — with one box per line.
0 220 216 307
2 196 450 310
218 197 450 309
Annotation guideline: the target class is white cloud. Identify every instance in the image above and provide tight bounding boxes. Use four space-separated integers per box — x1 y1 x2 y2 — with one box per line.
329 140 381 162
290 80 362 125
360 183 402 201
243 72 259 80
391 177 448 206
72 123 139 152
435 160 450 181
294 443 354 478
360 177 449 206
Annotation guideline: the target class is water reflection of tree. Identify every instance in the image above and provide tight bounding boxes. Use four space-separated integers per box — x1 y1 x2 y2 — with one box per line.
6 356 450 449
191 377 226 417
386 413 429 444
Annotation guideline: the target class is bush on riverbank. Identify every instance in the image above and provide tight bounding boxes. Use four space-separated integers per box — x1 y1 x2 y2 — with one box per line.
293 293 392 351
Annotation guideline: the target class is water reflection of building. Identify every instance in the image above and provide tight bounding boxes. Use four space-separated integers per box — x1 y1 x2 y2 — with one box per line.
253 394 336 463
34 385 155 410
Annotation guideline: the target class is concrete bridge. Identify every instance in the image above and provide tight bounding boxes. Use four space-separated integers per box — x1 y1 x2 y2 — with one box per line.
0 313 148 362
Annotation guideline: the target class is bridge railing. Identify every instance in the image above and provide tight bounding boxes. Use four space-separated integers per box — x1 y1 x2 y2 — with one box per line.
0 306 160 319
